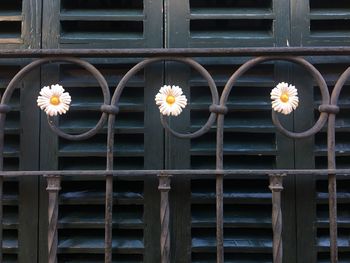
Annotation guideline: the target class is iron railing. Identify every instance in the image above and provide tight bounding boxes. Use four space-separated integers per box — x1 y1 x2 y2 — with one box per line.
0 47 349 263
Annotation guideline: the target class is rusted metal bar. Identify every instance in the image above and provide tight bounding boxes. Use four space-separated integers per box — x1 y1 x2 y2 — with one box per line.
105 79 116 263
326 66 350 263
0 176 3 263
269 174 285 263
216 174 224 263
158 174 171 263
0 169 350 178
46 175 61 263
328 113 338 263
104 175 113 263
216 113 225 263
0 47 349 58
0 114 6 171
0 92 6 263
328 173 338 263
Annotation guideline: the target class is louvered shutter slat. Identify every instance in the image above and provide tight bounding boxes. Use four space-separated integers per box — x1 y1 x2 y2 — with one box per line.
190 8 274 19
60 10 144 21
192 204 271 228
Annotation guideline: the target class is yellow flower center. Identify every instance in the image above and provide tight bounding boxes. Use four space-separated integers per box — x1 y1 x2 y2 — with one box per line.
50 96 60 105
166 95 175 105
280 93 289 103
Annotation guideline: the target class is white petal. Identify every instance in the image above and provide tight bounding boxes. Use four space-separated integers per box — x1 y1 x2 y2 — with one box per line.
171 86 183 96
40 86 53 98
51 84 65 95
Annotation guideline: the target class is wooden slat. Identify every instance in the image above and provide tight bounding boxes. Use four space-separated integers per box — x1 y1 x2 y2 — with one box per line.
58 207 143 229
61 32 144 42
0 15 22 22
192 205 272 228
310 9 350 19
192 230 272 253
60 10 144 21
190 8 274 20
58 235 144 254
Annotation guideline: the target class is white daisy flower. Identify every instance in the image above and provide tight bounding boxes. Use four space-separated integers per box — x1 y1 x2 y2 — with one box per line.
271 82 299 115
155 85 187 116
37 84 71 116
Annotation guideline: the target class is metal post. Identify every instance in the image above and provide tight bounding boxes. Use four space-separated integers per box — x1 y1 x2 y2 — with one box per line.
216 114 225 263
328 174 338 263
46 175 61 263
269 174 285 263
158 174 171 263
0 103 7 263
328 113 338 263
0 176 3 263
105 175 113 263
216 174 224 263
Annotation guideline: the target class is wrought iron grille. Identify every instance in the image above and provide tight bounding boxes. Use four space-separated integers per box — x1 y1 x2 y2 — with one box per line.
0 47 349 263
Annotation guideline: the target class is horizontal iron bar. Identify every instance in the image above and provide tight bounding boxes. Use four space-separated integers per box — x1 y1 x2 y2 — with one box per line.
0 169 349 177
0 47 350 58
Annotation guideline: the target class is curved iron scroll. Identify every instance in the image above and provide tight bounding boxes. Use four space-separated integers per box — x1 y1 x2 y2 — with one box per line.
0 49 346 263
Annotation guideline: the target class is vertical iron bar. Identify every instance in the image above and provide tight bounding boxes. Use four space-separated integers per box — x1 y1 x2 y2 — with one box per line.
216 174 224 261
0 110 6 263
327 113 338 263
46 175 61 263
328 174 338 263
158 174 171 263
269 174 285 263
216 114 224 263
105 114 115 263
0 113 5 170
105 175 113 263
0 176 3 263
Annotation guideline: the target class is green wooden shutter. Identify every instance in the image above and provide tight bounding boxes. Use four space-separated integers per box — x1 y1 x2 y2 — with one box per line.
308 0 350 46
190 63 277 263
51 64 145 263
0 7 23 261
166 0 297 262
188 0 276 47
313 61 350 263
290 1 350 262
0 0 22 47
40 1 163 262
0 1 41 262
58 0 146 48
1 60 20 263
